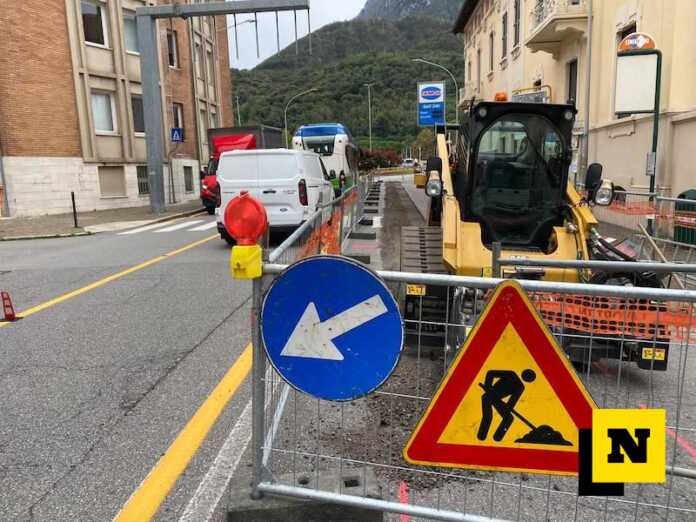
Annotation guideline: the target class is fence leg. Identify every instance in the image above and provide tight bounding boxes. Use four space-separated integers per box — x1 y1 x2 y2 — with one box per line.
251 275 267 500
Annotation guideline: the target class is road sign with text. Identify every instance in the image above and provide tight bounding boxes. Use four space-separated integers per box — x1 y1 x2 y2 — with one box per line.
261 256 403 401
418 82 446 126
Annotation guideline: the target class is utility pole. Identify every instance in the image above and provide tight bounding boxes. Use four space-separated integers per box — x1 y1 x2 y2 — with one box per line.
364 82 375 151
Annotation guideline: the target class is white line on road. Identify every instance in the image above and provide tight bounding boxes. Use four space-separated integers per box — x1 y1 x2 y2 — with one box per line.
188 221 219 232
179 369 288 522
178 401 252 522
155 220 204 233
372 216 383 229
118 221 173 235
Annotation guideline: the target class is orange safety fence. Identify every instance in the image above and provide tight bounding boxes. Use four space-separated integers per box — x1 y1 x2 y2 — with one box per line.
297 191 359 260
597 196 696 230
528 293 696 343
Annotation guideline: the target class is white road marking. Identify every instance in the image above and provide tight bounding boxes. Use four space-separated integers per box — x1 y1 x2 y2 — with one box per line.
178 401 252 522
281 295 388 360
155 220 204 233
180 368 283 522
188 221 219 232
372 216 383 229
117 221 173 235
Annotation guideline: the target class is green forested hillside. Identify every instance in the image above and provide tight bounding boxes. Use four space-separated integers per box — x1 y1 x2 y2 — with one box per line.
234 15 463 152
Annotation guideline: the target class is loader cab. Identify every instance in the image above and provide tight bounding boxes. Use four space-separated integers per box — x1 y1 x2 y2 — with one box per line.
455 102 576 251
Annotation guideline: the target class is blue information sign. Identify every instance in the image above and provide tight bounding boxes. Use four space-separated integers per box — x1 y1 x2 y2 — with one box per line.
171 127 184 143
418 82 446 126
261 256 404 401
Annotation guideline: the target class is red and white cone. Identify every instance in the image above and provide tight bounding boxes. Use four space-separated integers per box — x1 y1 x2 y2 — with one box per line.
1 291 16 321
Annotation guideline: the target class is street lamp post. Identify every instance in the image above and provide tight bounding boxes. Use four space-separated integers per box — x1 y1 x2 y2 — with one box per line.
364 82 375 152
412 58 459 126
284 88 318 148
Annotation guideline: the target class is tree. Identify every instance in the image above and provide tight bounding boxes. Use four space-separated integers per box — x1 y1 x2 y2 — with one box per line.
412 128 435 160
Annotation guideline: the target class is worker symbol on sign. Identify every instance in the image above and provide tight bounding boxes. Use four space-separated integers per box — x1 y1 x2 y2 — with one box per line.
477 368 572 446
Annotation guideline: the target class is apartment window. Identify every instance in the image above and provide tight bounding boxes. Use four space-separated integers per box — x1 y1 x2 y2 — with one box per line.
489 32 494 72
123 12 139 53
131 95 145 134
184 166 194 193
91 91 117 134
81 1 108 47
136 166 150 195
502 13 508 58
567 59 578 105
195 43 204 78
98 166 127 197
172 103 184 130
477 48 482 90
513 0 520 46
206 49 215 85
167 30 179 67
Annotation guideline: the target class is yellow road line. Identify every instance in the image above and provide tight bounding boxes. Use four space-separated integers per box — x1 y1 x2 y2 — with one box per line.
114 343 253 522
0 234 218 329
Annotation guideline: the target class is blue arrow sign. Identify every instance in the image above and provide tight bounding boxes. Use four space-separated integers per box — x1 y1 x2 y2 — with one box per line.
261 256 403 401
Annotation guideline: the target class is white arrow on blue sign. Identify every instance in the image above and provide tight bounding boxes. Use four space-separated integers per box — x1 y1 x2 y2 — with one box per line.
261 256 404 401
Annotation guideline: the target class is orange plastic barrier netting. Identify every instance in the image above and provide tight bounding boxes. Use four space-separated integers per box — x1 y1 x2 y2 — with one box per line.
528 293 695 343
605 199 656 216
297 192 358 260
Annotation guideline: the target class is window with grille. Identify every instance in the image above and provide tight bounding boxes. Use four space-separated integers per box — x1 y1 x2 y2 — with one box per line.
136 166 149 195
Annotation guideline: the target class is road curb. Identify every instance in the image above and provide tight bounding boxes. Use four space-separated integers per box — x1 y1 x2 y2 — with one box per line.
0 231 95 242
0 207 206 241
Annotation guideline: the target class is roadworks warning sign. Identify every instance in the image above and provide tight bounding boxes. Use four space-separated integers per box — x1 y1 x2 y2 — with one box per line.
403 281 597 475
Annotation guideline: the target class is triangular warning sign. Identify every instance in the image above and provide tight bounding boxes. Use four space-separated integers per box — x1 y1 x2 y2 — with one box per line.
404 281 596 476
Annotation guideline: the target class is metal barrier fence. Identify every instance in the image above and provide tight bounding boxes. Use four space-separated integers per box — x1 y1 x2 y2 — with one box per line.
245 182 696 521
592 192 696 245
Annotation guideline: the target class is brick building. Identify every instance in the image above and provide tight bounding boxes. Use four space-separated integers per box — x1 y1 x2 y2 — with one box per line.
0 0 234 217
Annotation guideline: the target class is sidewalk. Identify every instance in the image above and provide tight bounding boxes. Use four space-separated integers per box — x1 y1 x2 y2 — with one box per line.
0 201 204 240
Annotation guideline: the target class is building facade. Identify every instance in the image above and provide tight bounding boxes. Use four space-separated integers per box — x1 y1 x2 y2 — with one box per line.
0 0 234 217
454 0 696 198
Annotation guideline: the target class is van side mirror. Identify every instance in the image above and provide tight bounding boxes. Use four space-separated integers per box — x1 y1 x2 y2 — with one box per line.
585 163 603 199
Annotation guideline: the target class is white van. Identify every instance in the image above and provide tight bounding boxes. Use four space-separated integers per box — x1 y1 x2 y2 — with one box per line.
215 149 335 244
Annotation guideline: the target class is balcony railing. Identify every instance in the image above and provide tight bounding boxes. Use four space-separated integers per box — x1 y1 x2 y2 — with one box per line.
526 0 588 55
530 0 586 31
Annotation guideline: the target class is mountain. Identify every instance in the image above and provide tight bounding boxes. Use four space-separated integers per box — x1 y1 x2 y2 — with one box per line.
358 0 462 22
233 1 463 152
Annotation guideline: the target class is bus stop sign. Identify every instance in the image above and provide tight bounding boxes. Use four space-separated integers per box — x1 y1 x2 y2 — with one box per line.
261 256 404 401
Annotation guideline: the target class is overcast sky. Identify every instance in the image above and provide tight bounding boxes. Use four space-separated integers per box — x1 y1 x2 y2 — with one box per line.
228 1 366 70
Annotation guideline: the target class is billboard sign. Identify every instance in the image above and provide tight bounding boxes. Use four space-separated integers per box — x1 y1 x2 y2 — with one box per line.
418 82 446 126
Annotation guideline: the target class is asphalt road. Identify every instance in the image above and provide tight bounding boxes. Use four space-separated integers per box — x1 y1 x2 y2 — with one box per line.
0 216 254 521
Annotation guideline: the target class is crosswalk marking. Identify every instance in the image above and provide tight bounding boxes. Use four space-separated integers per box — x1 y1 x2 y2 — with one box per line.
118 221 173 235
188 221 219 232
118 219 218 235
155 220 204 233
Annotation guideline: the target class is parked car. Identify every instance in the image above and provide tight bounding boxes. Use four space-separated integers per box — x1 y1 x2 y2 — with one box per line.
216 149 335 245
